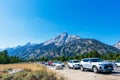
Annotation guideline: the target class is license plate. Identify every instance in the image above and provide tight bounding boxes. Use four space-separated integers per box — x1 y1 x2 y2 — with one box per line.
108 67 111 69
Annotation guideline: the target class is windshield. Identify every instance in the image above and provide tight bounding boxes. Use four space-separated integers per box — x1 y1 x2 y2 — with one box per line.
73 61 79 63
90 59 103 62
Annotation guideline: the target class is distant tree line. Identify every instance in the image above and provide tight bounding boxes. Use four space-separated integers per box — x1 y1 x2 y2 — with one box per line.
2 50 120 63
28 56 49 62
0 50 22 64
36 50 120 62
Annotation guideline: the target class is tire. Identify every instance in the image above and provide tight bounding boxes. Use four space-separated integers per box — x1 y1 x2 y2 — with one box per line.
92 66 98 73
80 65 84 71
73 65 76 70
68 65 71 69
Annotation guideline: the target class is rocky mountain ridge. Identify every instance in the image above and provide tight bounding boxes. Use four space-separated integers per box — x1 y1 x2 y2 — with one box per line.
5 32 120 59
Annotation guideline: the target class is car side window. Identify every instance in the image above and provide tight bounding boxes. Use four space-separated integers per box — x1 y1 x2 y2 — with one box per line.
83 59 88 62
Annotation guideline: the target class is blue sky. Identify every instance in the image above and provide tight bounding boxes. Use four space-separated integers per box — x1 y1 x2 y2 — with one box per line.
0 0 120 48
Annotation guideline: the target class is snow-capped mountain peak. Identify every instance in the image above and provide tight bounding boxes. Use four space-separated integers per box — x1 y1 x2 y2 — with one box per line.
114 41 120 49
44 32 80 46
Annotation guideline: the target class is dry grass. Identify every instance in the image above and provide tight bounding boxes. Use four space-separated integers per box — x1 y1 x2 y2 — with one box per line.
0 63 66 80
0 63 42 71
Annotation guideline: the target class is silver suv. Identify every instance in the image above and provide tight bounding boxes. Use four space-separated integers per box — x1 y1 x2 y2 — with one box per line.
68 60 80 69
80 58 114 73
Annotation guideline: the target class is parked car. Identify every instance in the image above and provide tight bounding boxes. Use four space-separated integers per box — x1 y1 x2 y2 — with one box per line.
114 60 120 68
54 62 65 69
80 58 114 73
45 62 48 66
68 60 80 69
52 62 58 66
48 61 53 66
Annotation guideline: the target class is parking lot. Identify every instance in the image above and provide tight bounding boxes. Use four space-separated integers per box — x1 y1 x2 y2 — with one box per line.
47 65 120 80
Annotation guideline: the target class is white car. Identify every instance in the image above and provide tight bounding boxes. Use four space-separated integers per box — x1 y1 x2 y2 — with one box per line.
114 61 120 68
52 62 57 66
80 58 114 73
54 62 64 69
68 60 80 69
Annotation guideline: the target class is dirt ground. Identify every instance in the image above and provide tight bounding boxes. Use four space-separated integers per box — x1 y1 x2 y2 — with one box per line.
0 63 120 80
48 66 120 80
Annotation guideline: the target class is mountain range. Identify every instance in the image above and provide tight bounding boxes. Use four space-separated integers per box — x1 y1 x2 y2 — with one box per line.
5 32 120 59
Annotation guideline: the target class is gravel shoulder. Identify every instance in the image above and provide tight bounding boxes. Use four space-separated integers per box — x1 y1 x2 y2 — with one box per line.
47 66 120 80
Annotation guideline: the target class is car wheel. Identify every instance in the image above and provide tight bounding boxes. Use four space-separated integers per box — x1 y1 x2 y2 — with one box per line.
80 65 84 71
68 65 71 69
115 64 118 68
73 65 76 70
93 66 98 73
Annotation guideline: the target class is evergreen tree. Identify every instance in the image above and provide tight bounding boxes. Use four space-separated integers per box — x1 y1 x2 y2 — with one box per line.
0 50 22 64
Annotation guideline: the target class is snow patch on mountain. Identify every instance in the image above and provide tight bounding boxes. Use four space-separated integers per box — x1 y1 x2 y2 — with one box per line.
44 32 80 46
114 41 120 49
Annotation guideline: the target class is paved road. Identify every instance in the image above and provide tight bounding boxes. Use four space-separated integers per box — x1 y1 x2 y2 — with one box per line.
47 65 120 80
